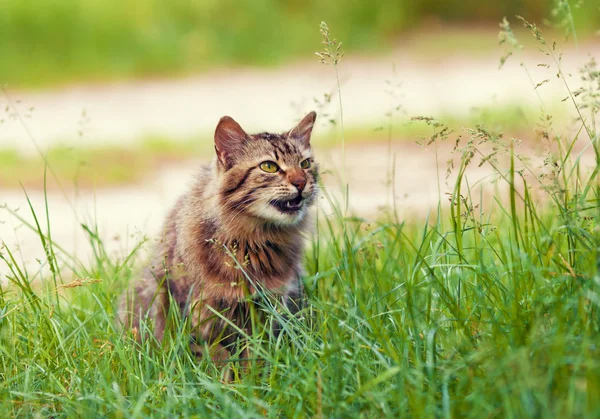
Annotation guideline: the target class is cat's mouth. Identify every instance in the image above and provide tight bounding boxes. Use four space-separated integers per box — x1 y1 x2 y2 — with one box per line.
270 194 304 213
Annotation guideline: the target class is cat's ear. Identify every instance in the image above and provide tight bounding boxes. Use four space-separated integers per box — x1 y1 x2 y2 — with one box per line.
214 116 249 168
288 111 317 147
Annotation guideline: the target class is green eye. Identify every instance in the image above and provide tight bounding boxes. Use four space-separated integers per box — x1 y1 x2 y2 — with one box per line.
300 159 311 169
259 161 279 173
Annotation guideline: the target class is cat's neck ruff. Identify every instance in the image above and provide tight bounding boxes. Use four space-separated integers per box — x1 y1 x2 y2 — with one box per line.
214 208 309 247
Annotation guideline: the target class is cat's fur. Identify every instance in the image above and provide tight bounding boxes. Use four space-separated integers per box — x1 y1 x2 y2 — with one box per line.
118 111 318 363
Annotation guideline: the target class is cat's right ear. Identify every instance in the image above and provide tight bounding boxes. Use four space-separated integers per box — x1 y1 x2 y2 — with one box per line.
214 116 248 168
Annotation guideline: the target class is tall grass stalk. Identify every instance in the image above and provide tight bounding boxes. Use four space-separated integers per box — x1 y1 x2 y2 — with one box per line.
316 21 347 216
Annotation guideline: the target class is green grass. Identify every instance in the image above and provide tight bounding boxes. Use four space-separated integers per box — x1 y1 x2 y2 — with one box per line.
1 127 599 416
1 14 600 418
1 0 598 88
0 136 205 190
0 102 558 190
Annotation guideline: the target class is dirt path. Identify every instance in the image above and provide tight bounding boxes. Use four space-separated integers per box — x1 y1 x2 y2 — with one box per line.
2 43 598 155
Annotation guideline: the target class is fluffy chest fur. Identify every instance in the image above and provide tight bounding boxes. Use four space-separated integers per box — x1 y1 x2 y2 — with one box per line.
164 187 307 303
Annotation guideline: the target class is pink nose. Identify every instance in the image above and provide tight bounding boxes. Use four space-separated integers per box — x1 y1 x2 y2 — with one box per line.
289 174 306 192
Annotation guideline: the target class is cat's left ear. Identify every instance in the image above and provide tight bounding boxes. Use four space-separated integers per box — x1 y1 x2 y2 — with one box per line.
288 111 317 147
214 116 249 168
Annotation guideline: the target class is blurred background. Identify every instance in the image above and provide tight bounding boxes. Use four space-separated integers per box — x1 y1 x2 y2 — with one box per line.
0 0 598 87
0 0 599 276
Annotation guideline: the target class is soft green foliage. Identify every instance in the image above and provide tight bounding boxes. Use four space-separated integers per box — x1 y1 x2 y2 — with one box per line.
0 136 206 189
0 0 599 87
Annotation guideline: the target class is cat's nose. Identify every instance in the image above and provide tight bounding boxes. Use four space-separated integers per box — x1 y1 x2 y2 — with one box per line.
289 174 306 192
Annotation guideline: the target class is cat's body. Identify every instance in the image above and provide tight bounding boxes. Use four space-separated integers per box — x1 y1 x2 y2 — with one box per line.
118 112 318 362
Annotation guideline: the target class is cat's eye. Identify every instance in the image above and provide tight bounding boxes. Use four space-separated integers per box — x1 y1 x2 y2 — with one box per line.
300 159 311 169
259 161 279 173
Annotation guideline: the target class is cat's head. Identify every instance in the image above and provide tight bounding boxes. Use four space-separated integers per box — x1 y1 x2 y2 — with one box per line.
214 112 319 226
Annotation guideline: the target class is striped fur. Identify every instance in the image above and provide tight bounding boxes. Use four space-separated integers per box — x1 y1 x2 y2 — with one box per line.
118 112 318 364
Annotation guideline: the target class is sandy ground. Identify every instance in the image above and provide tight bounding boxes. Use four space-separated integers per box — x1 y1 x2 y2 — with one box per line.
2 42 599 155
1 41 599 282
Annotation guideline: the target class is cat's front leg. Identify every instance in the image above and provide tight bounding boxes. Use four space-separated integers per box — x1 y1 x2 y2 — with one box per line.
284 274 306 315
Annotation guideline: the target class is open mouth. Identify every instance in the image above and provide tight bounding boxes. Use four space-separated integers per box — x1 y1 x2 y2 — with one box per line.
270 194 304 213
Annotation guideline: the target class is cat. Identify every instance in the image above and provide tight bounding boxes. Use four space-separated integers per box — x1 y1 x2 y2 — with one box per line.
118 111 319 366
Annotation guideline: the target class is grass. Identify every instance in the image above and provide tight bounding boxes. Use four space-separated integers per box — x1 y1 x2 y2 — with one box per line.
1 13 600 418
0 0 598 88
0 102 560 190
0 136 205 190
1 128 599 416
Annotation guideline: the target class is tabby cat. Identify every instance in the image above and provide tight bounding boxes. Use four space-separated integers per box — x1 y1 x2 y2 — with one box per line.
118 111 319 364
